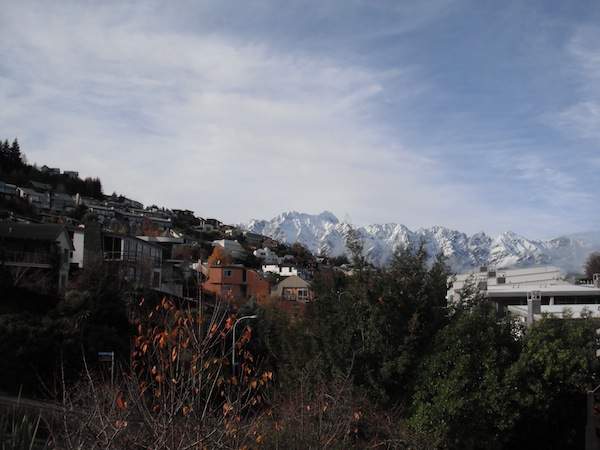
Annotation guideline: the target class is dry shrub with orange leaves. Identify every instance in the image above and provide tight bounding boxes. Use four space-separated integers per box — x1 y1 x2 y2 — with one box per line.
54 297 273 449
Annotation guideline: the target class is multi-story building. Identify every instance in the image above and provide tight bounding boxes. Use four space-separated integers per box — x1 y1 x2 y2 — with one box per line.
202 263 270 302
448 265 600 321
82 225 162 289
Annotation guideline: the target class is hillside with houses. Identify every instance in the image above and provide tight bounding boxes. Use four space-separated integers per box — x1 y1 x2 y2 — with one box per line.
0 139 329 309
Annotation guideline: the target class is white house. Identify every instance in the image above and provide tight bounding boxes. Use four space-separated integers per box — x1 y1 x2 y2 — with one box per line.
262 264 298 277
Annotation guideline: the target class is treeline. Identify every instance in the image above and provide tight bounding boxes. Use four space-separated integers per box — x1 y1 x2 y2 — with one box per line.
0 138 104 199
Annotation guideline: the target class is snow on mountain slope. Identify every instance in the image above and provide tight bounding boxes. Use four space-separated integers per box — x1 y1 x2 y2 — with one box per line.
244 211 600 273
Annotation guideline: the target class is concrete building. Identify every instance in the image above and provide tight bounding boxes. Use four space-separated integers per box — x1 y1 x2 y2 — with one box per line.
448 266 600 317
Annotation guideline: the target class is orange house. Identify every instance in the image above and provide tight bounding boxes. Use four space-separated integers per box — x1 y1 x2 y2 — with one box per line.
202 264 270 302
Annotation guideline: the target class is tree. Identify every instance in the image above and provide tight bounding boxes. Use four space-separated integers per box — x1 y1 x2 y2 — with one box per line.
309 244 451 404
409 303 520 450
504 317 600 450
585 252 600 279
207 246 233 266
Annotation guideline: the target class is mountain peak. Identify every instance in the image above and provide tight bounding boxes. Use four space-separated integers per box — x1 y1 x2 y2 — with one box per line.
244 211 600 273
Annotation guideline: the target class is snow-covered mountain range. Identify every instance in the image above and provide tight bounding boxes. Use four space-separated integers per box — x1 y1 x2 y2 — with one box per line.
244 211 600 273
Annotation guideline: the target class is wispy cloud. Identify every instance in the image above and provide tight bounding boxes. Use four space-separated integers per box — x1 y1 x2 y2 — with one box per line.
0 0 598 239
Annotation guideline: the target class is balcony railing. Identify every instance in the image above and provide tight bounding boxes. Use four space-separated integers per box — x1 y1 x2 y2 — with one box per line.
0 250 53 266
103 251 161 267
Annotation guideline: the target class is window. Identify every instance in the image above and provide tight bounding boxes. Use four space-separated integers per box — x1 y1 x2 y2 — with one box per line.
298 288 309 302
224 269 233 277
282 288 295 301
152 271 161 288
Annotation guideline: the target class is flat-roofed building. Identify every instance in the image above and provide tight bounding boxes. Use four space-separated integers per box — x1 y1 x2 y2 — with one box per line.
448 265 600 317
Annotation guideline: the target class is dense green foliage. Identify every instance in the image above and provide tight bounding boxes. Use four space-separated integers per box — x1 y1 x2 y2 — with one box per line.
245 238 600 449
0 263 131 395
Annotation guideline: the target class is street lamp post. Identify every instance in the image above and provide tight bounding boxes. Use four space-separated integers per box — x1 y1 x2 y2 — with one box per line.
232 314 258 373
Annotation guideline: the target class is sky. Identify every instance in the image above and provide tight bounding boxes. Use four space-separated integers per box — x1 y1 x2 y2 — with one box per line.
1 0 599 238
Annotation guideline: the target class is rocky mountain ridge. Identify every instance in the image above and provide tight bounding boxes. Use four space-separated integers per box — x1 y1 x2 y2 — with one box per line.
245 211 600 273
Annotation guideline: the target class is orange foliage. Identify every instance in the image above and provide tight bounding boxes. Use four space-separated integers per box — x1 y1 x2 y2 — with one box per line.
207 245 233 266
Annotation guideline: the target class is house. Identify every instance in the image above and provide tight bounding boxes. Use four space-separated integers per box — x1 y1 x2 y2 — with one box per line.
447 266 600 317
192 220 215 233
0 222 73 291
224 226 242 238
63 170 79 179
254 247 281 264
262 237 280 249
202 263 270 301
82 224 162 289
271 275 313 302
137 234 187 297
0 181 17 199
242 231 265 248
213 239 246 259
70 226 85 269
262 264 298 277
40 165 60 175
205 218 223 229
51 192 76 212
30 181 53 192
17 187 51 210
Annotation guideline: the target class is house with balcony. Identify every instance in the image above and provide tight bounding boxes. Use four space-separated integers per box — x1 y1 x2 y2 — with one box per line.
81 224 162 289
0 222 73 292
16 187 51 210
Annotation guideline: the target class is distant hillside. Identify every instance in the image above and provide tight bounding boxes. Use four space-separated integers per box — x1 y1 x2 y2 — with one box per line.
0 138 103 199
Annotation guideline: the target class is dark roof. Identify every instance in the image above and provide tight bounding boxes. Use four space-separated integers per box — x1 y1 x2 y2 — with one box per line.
0 222 73 249
30 181 52 191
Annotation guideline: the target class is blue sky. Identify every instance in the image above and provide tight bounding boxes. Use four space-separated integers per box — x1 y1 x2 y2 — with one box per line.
1 0 599 238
